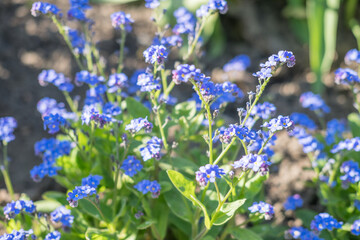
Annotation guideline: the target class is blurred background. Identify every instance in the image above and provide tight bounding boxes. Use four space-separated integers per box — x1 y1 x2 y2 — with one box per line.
0 0 359 210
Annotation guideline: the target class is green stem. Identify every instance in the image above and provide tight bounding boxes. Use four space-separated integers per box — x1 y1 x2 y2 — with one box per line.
1 143 14 200
51 16 85 70
214 137 236 165
63 91 77 114
150 93 169 151
257 133 274 155
86 198 106 221
163 81 175 99
214 181 221 203
194 227 209 240
113 123 121 216
205 104 214 164
82 23 94 72
91 44 105 77
328 156 342 187
184 15 209 62
161 68 168 94
241 77 271 126
117 29 127 73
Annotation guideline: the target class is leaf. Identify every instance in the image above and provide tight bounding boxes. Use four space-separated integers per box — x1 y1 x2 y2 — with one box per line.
212 199 246 225
78 199 112 222
163 188 193 223
295 209 317 229
166 170 196 202
137 220 157 230
189 195 211 229
125 97 150 119
231 228 263 240
173 101 197 121
85 228 117 240
348 113 360 137
42 191 67 205
34 200 62 212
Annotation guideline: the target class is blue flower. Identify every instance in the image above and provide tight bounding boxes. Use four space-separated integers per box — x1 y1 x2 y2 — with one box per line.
173 7 196 36
251 102 276 119
137 73 161 92
172 64 202 84
67 28 86 54
325 119 346 145
290 127 324 155
310 213 342 232
102 102 122 116
287 227 323 240
345 48 360 65
248 201 274 220
223 55 251 72
143 45 168 65
208 0 228 14
38 69 74 92
31 2 61 17
195 164 225 186
196 5 210 18
43 113 67 134
339 160 360 188
331 137 360 153
67 7 88 21
67 185 97 207
145 0 160 8
351 219 360 236
134 180 161 197
30 163 62 182
125 117 153 133
121 156 143 177
37 97 76 120
233 154 271 175
253 67 272 79
354 199 360 211
0 117 17 143
3 200 36 220
253 51 295 79
82 175 103 188
290 113 317 130
218 125 236 144
262 115 293 133
334 68 360 85
140 136 163 161
278 50 296 67
76 70 105 85
0 229 34 240
160 35 183 48
70 0 91 9
108 73 128 93
45 231 61 240
284 194 303 211
81 107 114 128
50 206 74 228
300 92 330 114
111 11 134 32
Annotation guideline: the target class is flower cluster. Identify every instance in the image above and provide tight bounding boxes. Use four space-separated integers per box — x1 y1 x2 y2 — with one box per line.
38 69 74 92
103 102 122 116
68 0 91 22
173 7 196 36
66 28 86 54
43 113 67 134
331 137 360 153
140 136 163 161
352 220 360 236
0 229 34 240
82 175 103 188
110 11 134 32
3 200 36 220
145 0 160 9
325 119 346 145
251 102 276 119
137 73 161 92
195 164 225 186
125 117 153 134
197 0 228 17
223 54 250 72
50 206 74 228
339 160 360 188
345 48 360 65
310 213 343 232
134 180 161 198
286 227 323 240
232 154 271 175
76 70 105 86
262 115 293 133
45 231 61 240
290 112 317 130
247 130 276 157
121 156 143 177
248 201 274 220
153 35 183 48
172 64 203 84
0 117 17 143
67 185 97 207
107 73 128 93
37 98 76 120
299 92 330 114
334 68 360 85
31 2 61 17
253 50 295 79
81 107 113 128
290 127 324 155
143 45 168 65
284 194 303 211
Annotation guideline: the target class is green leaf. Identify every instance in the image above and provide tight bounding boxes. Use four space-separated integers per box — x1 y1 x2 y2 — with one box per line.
85 228 117 240
173 101 197 121
189 195 211 229
137 220 157 230
295 209 317 229
78 199 112 222
125 97 150 119
231 228 263 240
163 188 193 223
42 191 67 205
166 170 196 202
348 113 360 137
212 199 246 225
34 200 62 212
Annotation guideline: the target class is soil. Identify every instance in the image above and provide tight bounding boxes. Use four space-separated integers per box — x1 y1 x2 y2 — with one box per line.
0 0 357 227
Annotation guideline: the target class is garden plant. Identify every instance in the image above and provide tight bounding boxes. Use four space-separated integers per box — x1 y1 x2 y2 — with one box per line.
0 0 360 239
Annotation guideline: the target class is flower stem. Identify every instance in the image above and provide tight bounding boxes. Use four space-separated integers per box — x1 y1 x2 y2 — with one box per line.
63 91 77 114
1 143 14 200
117 28 127 73
150 93 169 151
184 15 209 62
214 137 236 165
